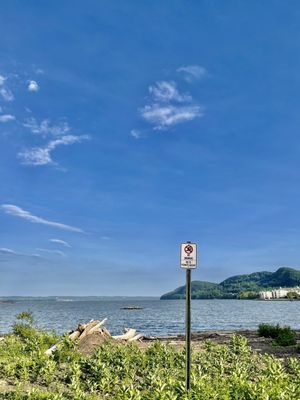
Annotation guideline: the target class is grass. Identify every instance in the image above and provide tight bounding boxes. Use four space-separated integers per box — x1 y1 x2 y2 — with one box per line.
0 314 299 399
258 323 297 346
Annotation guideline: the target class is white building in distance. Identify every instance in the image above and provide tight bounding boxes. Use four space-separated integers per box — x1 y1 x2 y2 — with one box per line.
259 287 300 299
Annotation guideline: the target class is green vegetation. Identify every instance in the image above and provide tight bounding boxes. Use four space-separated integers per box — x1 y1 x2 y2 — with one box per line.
160 267 300 299
258 323 297 346
0 315 299 399
287 291 300 299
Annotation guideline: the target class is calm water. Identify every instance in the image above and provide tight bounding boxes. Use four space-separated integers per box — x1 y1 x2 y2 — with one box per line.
0 298 299 336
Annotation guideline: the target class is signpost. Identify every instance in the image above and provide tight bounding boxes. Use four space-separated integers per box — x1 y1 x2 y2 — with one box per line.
180 242 197 391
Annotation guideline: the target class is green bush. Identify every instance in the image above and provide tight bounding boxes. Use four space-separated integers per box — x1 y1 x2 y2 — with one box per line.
273 327 296 346
258 323 281 338
0 322 300 399
258 323 297 346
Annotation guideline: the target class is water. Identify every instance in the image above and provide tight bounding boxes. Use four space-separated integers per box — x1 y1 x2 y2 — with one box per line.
0 298 299 336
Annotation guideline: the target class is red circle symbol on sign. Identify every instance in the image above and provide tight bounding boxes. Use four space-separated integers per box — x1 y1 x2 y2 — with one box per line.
184 245 193 255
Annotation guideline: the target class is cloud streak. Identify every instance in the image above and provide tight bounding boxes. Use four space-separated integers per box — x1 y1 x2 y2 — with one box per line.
50 239 71 247
37 248 66 257
177 65 207 82
0 247 41 258
149 81 191 103
23 118 70 137
0 247 18 255
141 104 203 130
130 129 141 139
139 78 204 130
1 204 84 233
0 75 14 101
0 114 15 122
18 134 89 166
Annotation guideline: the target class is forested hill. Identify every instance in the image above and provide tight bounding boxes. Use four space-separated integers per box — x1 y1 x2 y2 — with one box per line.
160 267 300 300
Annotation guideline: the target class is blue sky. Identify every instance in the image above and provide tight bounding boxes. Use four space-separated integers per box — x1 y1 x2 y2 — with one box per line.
1 1 300 296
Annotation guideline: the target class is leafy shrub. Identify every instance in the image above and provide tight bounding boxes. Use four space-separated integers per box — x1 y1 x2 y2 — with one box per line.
273 327 296 346
12 311 35 340
0 325 300 399
258 323 281 338
15 311 34 325
287 291 300 299
258 323 297 346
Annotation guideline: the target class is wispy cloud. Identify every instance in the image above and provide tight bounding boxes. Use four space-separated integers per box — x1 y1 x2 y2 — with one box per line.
141 104 203 130
0 87 14 102
50 239 71 247
23 118 70 137
139 77 204 130
177 65 207 82
130 129 142 139
1 204 84 233
37 248 66 257
0 247 41 258
0 114 15 122
0 247 18 255
149 81 191 103
0 74 14 101
18 134 89 166
27 80 39 92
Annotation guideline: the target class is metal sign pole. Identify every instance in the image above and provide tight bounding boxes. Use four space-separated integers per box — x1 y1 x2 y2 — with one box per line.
180 241 197 392
186 268 191 391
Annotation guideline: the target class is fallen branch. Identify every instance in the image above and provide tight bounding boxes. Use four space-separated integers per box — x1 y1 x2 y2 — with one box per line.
112 328 136 340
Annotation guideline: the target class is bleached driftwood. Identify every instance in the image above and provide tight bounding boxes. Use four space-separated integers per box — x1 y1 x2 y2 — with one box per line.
79 320 100 340
45 318 144 355
128 333 144 342
112 328 136 340
69 330 81 341
87 318 107 335
45 344 57 355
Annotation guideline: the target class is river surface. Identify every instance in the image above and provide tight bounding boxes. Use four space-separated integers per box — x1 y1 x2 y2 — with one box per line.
0 298 299 336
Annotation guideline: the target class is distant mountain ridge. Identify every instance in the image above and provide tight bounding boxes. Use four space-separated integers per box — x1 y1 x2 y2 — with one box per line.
160 267 300 300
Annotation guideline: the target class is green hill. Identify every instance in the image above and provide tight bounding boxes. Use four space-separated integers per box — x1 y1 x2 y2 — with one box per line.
160 267 300 300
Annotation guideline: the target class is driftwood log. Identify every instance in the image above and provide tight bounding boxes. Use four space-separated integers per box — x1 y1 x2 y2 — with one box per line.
45 318 144 355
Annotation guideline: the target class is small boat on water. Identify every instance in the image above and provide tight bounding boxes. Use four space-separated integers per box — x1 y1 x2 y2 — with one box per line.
121 306 144 310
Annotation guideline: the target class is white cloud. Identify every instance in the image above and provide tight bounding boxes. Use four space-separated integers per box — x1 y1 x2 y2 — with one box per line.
0 114 15 122
139 77 204 130
18 134 89 166
130 129 141 139
50 239 71 247
140 104 203 130
37 248 66 257
149 81 191 103
0 87 14 102
0 247 17 255
28 80 39 92
23 118 70 137
177 65 207 82
0 247 41 258
1 204 84 233
0 75 6 85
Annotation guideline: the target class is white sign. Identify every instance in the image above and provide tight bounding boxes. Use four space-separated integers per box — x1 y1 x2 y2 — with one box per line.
180 242 197 269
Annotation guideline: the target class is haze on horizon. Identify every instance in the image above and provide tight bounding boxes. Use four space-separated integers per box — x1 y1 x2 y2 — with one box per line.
1 1 300 296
